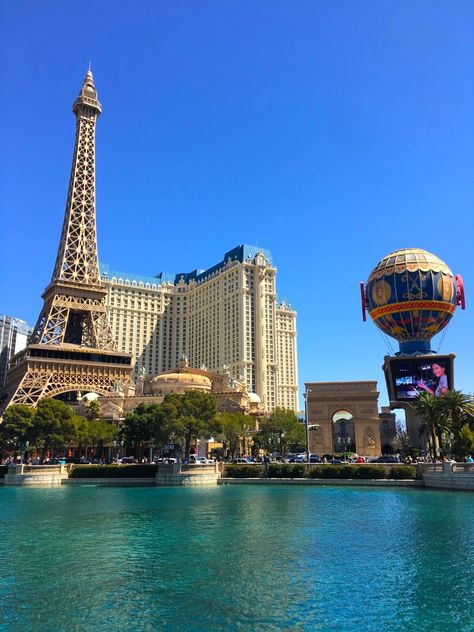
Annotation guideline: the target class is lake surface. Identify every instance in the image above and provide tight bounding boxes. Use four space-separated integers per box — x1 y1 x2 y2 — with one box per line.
0 485 473 631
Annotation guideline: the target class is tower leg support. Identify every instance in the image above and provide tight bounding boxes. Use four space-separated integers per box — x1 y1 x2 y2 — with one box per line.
3 371 52 410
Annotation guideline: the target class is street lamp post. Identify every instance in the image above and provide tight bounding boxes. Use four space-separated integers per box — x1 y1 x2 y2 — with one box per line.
17 441 23 464
337 433 351 461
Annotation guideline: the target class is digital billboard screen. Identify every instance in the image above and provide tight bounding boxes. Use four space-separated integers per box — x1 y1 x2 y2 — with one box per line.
384 354 454 402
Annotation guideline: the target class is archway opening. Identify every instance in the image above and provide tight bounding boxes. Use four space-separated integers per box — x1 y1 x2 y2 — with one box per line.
332 410 356 456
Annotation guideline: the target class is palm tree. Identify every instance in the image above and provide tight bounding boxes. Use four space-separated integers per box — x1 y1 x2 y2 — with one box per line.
87 399 101 421
438 390 474 459
410 393 450 458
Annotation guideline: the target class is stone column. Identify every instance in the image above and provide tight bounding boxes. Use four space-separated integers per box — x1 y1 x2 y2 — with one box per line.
405 406 424 450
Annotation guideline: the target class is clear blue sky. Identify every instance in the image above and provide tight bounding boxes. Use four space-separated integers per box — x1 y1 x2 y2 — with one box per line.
1 1 473 406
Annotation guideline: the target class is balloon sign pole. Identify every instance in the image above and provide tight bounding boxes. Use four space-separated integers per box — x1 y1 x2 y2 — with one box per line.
361 248 465 452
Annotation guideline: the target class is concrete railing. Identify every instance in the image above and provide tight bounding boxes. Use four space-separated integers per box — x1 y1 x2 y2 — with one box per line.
5 463 70 486
422 461 474 491
416 463 445 475
8 463 69 475
181 463 220 474
419 462 474 474
452 462 474 473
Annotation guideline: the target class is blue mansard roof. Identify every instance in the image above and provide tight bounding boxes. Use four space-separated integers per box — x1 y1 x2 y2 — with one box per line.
100 244 273 287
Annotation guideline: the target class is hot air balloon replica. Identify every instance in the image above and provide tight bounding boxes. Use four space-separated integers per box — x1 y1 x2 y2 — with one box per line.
361 248 466 447
361 248 465 354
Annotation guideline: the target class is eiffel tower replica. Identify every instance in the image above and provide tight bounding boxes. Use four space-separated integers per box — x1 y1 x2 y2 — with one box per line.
2 70 133 412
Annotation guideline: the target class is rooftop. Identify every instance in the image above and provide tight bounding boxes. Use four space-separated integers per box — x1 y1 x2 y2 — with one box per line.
100 244 273 287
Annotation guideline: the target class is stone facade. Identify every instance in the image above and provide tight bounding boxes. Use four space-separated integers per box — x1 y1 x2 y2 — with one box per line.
4 464 69 486
305 381 382 457
96 358 266 421
156 462 220 486
379 406 397 452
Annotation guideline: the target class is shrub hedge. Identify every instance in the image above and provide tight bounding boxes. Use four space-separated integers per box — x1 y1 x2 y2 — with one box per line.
389 465 416 480
223 464 264 478
353 465 387 479
69 464 158 478
267 463 306 478
306 465 387 479
66 463 417 481
221 464 417 480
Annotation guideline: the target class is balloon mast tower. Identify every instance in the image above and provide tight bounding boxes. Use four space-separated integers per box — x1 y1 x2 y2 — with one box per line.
360 248 466 448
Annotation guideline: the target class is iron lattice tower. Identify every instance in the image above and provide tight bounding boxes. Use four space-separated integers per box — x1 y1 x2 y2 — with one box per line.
1 71 133 411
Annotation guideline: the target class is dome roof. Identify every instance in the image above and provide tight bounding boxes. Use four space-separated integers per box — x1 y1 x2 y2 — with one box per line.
150 371 212 393
248 392 261 403
369 248 452 277
81 392 99 402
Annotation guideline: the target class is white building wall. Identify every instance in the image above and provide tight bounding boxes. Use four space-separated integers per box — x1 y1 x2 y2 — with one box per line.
101 248 298 411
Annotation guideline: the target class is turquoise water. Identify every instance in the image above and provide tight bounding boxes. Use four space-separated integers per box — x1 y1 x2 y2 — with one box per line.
0 486 473 631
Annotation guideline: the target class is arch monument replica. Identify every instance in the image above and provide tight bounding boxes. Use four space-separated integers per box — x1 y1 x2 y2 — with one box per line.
305 381 382 458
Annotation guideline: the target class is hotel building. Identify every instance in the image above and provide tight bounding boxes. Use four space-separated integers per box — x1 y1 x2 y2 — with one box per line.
101 245 298 411
0 315 33 389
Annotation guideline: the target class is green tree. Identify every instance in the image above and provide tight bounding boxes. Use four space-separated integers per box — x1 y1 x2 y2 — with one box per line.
410 393 450 458
249 427 267 456
438 390 474 458
30 398 77 457
0 404 36 455
256 408 305 456
72 415 91 458
86 399 101 421
120 402 174 457
149 402 177 452
458 423 474 456
88 419 118 459
120 406 154 457
163 391 218 459
218 412 255 457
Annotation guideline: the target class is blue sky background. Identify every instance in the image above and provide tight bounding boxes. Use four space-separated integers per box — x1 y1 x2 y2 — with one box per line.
1 1 473 407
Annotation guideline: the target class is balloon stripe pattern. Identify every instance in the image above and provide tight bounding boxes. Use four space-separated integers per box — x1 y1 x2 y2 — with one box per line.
366 249 457 343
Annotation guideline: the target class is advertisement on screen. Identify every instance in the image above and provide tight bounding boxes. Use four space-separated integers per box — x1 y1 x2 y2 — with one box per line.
384 355 454 402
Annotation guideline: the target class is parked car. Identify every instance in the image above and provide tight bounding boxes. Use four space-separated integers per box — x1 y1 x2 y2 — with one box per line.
234 458 251 464
189 455 212 464
373 456 401 464
290 454 320 463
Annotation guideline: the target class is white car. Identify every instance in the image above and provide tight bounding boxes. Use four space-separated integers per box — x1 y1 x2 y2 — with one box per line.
189 455 213 464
